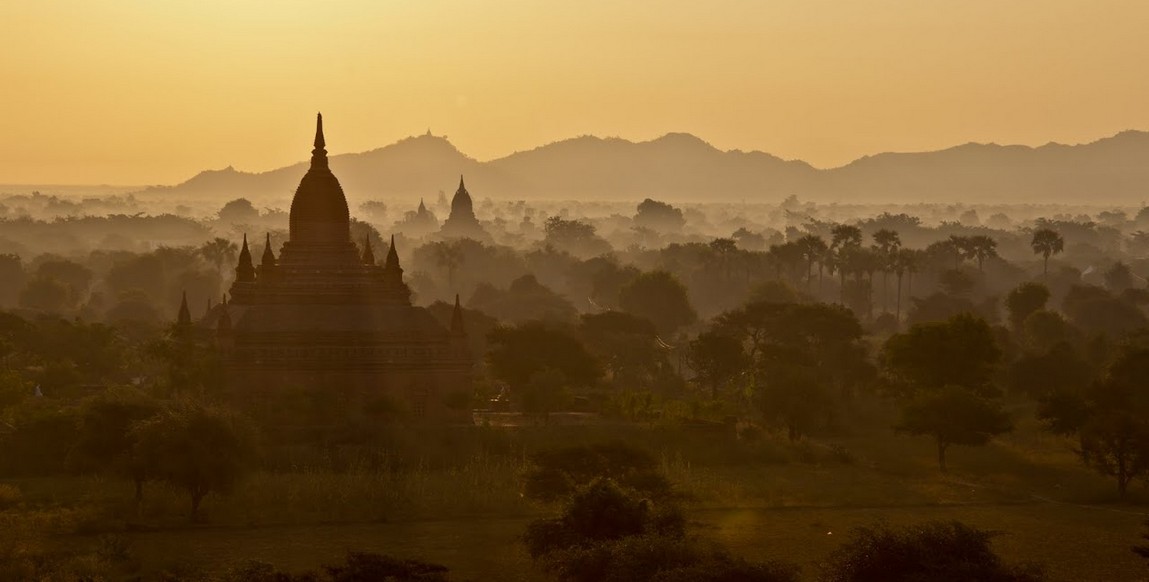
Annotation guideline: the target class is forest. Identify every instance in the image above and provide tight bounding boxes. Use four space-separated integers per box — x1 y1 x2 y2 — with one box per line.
2 190 1149 580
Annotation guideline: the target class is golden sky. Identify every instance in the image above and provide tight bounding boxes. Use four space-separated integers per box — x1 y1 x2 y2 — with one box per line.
2 0 1149 185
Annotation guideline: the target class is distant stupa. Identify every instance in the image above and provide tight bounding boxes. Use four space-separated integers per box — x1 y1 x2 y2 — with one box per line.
439 175 489 241
204 114 472 424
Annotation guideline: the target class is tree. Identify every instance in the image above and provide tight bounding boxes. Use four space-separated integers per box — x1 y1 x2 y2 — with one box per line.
19 275 71 312
896 385 1012 471
1005 282 1050 332
218 198 259 223
132 402 257 520
796 234 829 292
686 329 747 399
634 199 686 232
199 237 239 281
872 229 901 313
821 521 1045 582
1076 347 1149 497
69 388 160 508
488 323 601 415
964 235 998 271
578 311 670 390
830 224 863 303
618 271 697 336
0 254 26 307
881 314 1002 397
1104 261 1136 291
882 315 1009 470
1031 228 1064 277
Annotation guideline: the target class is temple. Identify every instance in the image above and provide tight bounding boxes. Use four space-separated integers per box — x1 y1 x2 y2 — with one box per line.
439 175 489 241
211 114 472 424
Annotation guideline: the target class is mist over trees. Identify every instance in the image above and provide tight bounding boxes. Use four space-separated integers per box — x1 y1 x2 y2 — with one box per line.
5 187 1149 578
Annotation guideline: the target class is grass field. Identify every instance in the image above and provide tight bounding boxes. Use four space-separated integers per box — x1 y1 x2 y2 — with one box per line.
59 502 1147 581
14 410 1149 581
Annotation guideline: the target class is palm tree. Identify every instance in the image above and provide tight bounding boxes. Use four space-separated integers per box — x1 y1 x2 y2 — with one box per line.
796 234 828 291
966 235 998 271
894 248 920 323
830 224 863 303
872 229 901 313
1031 228 1064 278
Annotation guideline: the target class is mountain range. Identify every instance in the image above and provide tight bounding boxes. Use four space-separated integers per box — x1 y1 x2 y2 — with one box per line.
141 130 1149 206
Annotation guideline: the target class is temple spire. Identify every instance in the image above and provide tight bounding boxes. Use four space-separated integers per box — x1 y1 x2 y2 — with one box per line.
450 294 465 335
236 233 255 283
311 112 328 169
261 233 277 267
177 291 191 327
384 234 400 271
362 235 375 265
457 175 465 193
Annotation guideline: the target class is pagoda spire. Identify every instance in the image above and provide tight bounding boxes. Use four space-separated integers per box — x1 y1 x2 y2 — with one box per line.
450 294 465 335
261 233 277 267
311 112 328 169
362 235 376 265
457 174 466 193
235 233 255 283
177 291 191 327
384 234 400 271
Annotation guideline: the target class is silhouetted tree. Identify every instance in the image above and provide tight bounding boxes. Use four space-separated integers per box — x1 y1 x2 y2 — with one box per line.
634 199 686 232
1031 228 1064 278
1005 282 1051 332
686 329 747 399
132 401 257 520
896 385 1012 472
618 271 696 336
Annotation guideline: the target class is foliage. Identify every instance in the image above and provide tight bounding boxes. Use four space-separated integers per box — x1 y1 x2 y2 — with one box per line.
820 521 1045 582
619 270 697 335
541 535 799 582
881 314 1001 397
524 478 685 559
895 386 1012 471
1005 282 1050 331
487 322 601 391
131 401 258 520
522 442 672 503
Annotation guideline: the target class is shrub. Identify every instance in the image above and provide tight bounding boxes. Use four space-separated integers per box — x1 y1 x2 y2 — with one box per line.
541 535 799 582
820 521 1045 582
522 442 673 503
524 478 684 558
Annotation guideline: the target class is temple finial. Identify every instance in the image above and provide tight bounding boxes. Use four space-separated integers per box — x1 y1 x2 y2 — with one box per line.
261 233 277 267
362 235 376 265
315 112 325 150
311 112 328 168
236 233 255 282
177 291 191 326
458 175 465 191
451 293 465 335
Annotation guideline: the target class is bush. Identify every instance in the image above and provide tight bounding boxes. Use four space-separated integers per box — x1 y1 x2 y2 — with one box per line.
524 478 684 558
540 535 799 582
820 521 1045 582
523 442 673 503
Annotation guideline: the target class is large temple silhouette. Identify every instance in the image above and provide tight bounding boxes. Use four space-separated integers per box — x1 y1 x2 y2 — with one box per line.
212 114 472 423
439 176 490 241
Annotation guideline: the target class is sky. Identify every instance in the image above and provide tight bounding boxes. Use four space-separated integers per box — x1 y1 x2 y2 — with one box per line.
2 0 1149 185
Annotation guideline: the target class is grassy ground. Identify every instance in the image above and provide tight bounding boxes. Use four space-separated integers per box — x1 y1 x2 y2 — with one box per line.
56 503 1147 581
11 411 1149 580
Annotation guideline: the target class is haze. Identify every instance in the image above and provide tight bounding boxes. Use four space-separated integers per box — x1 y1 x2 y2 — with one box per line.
4 0 1149 185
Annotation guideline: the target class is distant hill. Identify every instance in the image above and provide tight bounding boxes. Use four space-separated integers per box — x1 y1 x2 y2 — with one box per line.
140 130 1149 205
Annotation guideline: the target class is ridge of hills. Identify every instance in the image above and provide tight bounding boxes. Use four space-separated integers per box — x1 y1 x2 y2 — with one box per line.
142 130 1149 205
